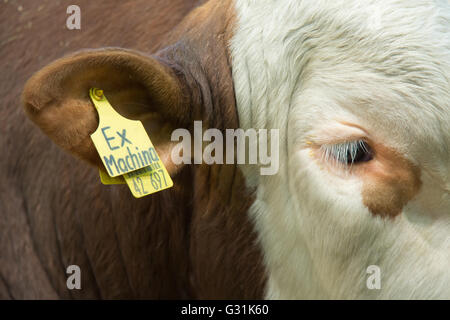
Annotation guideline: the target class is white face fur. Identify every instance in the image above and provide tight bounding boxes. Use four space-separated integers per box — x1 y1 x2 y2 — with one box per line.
230 0 450 299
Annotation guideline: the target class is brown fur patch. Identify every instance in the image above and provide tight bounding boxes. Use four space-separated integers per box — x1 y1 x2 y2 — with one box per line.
309 133 422 219
3 0 267 299
361 143 422 218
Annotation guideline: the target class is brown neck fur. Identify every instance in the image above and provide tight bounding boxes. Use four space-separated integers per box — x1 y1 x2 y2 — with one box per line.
1 0 266 299
157 0 267 299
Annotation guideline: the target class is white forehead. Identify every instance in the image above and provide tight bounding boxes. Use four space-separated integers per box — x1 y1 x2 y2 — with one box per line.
231 0 450 166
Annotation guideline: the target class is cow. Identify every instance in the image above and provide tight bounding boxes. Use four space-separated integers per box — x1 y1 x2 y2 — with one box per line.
1 0 449 299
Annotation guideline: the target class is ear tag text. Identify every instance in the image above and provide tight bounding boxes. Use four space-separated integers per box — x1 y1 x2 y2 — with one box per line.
89 88 173 197
123 164 173 198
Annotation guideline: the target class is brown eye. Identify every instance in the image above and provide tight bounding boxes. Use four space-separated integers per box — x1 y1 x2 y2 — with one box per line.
322 140 374 166
347 141 373 164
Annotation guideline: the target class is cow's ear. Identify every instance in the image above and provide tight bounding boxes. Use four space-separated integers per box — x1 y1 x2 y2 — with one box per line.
22 48 189 175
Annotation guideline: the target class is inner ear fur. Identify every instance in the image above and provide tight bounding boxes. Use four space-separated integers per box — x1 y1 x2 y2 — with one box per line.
22 48 189 173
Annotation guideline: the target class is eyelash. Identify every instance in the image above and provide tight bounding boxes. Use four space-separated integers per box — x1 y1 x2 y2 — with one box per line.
320 140 373 167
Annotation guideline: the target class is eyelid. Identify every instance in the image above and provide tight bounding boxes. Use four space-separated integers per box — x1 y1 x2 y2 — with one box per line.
306 122 369 146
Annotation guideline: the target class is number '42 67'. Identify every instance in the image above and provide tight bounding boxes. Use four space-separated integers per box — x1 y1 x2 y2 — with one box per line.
132 169 169 196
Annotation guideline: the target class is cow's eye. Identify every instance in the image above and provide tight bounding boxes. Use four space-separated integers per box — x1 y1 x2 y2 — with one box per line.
321 140 373 166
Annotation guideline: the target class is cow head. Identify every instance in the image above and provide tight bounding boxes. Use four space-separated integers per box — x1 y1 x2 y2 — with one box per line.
22 0 450 299
230 0 450 299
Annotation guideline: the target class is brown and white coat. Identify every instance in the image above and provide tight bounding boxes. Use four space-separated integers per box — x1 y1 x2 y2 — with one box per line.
1 0 449 299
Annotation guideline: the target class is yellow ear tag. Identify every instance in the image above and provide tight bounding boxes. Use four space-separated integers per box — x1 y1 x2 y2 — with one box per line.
89 88 173 197
90 88 160 177
99 169 125 185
